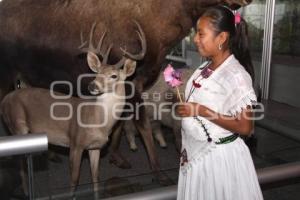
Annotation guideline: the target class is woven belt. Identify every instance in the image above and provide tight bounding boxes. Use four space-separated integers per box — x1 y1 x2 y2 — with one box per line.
215 134 239 145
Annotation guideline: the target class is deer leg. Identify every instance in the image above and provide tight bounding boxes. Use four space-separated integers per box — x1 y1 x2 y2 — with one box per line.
10 121 30 196
173 121 182 153
2 106 29 195
88 149 100 192
133 105 172 186
69 147 83 198
11 121 32 196
109 121 131 169
124 120 138 151
88 149 100 200
152 121 167 148
126 130 138 151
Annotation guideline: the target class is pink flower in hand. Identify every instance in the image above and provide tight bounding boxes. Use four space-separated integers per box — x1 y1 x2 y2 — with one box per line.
163 64 183 88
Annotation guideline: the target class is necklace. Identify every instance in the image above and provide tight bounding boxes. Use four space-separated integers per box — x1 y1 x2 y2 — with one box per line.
192 65 214 88
185 61 214 143
186 62 213 102
184 56 230 143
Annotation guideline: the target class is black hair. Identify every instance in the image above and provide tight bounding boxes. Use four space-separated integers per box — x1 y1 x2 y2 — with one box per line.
201 6 254 80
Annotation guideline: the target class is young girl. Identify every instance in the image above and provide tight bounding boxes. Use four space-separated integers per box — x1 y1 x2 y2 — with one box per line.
176 6 263 200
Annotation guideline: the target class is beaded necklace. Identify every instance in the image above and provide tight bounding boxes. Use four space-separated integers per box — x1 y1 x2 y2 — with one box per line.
186 61 214 142
186 62 213 102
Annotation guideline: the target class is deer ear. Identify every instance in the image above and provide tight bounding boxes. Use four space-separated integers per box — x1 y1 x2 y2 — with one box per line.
123 59 137 77
87 52 101 73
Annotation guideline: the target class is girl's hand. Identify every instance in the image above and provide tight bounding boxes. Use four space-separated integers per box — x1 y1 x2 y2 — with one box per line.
176 102 205 117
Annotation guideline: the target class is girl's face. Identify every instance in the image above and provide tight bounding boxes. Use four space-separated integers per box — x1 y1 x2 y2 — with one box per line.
194 17 221 58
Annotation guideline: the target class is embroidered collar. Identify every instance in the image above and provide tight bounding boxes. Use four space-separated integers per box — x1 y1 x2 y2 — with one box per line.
186 55 234 102
192 64 214 88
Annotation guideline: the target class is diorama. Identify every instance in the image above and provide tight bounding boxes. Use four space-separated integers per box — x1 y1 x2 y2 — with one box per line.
0 0 299 200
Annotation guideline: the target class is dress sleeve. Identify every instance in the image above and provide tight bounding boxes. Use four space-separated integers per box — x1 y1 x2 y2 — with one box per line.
226 72 257 116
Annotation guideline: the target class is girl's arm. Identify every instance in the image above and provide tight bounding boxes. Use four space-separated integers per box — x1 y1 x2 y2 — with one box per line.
176 102 254 136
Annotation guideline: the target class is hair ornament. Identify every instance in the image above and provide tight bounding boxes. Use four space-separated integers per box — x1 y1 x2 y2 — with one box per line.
234 12 241 25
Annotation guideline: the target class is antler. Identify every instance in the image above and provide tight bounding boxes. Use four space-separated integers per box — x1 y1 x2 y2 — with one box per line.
79 20 147 68
79 22 113 65
120 20 147 61
114 20 147 68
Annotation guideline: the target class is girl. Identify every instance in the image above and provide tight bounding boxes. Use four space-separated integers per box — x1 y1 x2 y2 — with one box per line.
176 6 263 200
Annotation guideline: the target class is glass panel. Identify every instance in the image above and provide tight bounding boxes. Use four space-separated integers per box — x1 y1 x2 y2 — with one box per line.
269 0 300 108
240 0 266 95
183 0 267 86
33 136 179 199
0 157 23 199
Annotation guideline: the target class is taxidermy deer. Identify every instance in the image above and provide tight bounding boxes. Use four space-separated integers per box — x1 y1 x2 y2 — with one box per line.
0 24 146 196
124 67 194 152
0 0 252 185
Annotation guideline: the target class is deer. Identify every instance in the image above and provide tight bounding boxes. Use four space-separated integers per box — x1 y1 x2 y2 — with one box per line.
124 67 194 152
0 0 252 185
0 22 146 196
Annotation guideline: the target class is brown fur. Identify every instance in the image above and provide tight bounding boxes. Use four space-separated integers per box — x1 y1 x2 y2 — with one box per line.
0 52 137 195
0 0 251 186
0 0 250 94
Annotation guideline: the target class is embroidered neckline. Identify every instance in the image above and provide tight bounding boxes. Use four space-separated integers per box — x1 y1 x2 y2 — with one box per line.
186 62 212 102
186 55 234 102
192 64 214 88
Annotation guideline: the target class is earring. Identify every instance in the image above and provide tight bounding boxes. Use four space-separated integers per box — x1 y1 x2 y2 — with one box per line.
218 44 223 50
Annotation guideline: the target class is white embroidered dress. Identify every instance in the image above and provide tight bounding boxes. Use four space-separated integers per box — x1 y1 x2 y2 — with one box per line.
177 55 263 200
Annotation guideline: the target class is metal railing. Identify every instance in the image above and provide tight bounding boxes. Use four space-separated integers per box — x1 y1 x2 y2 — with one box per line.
0 133 48 157
0 133 48 200
103 162 300 200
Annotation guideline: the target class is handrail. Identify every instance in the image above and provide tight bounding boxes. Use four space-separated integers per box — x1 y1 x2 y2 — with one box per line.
102 162 300 200
0 133 48 157
103 185 177 200
257 161 300 185
0 133 48 200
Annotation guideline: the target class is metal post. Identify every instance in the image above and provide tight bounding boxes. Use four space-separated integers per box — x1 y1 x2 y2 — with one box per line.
27 154 35 200
181 39 186 59
166 37 189 64
260 0 276 99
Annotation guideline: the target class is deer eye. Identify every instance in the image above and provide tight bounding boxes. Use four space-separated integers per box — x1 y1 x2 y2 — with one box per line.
110 75 117 79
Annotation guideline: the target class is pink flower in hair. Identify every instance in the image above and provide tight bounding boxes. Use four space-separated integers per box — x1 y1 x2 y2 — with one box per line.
235 12 241 25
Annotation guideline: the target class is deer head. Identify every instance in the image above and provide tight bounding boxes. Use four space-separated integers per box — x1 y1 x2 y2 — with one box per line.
79 20 146 95
86 52 136 95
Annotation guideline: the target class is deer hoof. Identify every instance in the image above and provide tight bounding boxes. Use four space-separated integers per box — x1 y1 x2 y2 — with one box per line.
160 143 168 149
109 154 132 169
48 151 62 163
130 146 138 152
175 141 182 153
153 172 174 186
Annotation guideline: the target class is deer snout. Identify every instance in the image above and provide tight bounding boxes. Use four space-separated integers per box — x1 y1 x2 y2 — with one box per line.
88 81 102 95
